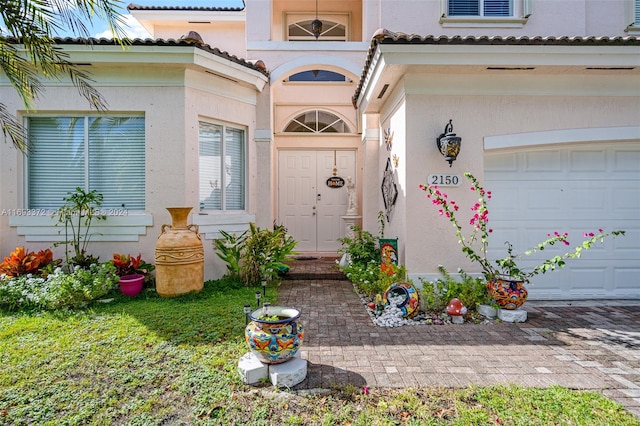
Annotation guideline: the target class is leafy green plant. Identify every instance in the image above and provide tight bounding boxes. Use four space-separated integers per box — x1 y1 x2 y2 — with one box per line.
213 222 297 286
343 260 408 298
339 225 409 298
257 314 281 322
420 265 490 312
338 226 379 265
53 187 106 269
0 262 118 310
213 229 247 281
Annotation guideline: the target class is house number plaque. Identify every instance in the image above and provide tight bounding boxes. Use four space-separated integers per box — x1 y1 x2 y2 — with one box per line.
428 174 461 187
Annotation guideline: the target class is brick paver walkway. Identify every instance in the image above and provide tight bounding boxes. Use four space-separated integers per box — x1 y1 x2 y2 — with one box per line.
279 257 640 418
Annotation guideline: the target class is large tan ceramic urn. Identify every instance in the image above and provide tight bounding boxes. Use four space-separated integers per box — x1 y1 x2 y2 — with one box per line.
155 207 204 297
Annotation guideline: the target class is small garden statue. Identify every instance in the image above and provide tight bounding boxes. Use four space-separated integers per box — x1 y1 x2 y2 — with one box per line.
346 176 357 215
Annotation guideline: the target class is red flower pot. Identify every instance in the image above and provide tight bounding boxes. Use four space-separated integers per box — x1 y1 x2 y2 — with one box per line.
119 274 145 297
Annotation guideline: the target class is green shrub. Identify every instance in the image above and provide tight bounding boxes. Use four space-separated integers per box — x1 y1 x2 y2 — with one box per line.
338 224 412 299
420 265 491 312
343 260 408 298
0 262 119 310
343 260 383 297
338 226 379 265
214 222 297 286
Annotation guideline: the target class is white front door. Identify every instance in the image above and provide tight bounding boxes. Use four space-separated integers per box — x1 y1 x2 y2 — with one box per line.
278 150 356 252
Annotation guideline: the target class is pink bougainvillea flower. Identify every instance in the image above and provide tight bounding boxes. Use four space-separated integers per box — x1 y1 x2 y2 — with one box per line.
419 172 624 283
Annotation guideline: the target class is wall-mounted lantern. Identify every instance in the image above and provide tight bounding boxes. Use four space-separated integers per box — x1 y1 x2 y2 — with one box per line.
311 0 323 39
436 119 462 167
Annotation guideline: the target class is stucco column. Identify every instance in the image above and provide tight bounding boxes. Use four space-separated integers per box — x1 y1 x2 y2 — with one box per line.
254 130 273 228
361 124 380 233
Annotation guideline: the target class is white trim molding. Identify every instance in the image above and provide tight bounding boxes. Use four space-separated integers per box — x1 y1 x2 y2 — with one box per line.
9 214 154 242
192 212 255 239
484 126 640 151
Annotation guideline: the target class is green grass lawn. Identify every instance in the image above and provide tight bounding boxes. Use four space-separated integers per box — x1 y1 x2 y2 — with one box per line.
1 282 638 425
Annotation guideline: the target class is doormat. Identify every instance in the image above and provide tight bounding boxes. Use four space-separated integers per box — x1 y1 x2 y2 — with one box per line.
292 256 321 261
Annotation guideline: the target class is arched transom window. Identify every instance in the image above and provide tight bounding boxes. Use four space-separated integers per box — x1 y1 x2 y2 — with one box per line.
284 110 351 133
286 14 348 41
287 70 350 82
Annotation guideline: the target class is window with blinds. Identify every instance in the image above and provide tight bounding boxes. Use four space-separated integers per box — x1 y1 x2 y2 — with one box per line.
199 122 245 211
636 0 640 25
448 0 512 16
27 116 145 209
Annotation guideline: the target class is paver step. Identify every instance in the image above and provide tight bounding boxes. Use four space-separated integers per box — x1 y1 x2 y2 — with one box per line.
281 256 347 281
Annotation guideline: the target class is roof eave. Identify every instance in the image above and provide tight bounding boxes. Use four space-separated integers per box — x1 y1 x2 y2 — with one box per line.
353 32 640 112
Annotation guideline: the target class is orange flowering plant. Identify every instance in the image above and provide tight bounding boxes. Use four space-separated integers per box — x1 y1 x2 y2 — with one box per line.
0 247 56 277
111 253 155 277
420 172 625 283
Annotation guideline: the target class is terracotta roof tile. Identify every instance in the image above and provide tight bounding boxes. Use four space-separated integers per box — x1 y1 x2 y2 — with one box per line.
34 37 268 77
127 3 244 12
353 31 640 107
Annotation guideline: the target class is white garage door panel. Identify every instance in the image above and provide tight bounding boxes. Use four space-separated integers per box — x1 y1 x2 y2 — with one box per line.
486 142 640 300
615 268 640 289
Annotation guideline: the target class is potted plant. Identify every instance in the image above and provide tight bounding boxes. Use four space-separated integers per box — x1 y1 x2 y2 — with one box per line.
420 172 625 309
111 253 155 296
245 304 304 364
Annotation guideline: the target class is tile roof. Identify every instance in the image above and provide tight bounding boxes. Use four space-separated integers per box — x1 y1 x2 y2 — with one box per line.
26 37 268 77
369 31 640 46
127 3 245 12
353 30 640 107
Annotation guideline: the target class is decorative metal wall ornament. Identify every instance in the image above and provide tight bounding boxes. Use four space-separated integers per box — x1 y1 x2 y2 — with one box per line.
384 128 394 151
392 154 399 168
436 119 462 167
380 158 398 222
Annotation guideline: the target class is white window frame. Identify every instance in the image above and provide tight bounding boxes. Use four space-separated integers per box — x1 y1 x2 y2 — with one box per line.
198 120 247 212
440 0 531 28
283 110 352 134
24 113 146 211
625 0 640 33
12 113 151 243
285 12 349 41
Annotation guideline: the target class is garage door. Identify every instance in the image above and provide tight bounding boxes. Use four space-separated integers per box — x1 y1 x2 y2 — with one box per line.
485 142 640 300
